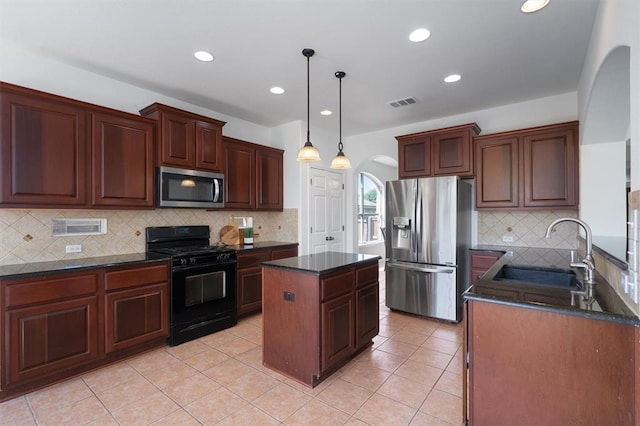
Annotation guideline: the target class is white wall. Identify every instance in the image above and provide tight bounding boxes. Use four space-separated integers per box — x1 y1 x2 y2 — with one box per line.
578 0 640 191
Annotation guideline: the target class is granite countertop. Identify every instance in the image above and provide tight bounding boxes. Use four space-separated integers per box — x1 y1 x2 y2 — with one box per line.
230 241 298 252
0 252 170 279
262 251 381 275
466 245 639 326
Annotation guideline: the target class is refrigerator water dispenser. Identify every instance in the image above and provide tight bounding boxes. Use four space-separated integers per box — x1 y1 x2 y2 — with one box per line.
392 217 411 249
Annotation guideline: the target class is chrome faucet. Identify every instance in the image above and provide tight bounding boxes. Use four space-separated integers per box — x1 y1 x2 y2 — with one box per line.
544 218 596 306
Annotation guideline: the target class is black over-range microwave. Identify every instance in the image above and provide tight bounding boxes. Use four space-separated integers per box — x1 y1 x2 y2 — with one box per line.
156 166 224 208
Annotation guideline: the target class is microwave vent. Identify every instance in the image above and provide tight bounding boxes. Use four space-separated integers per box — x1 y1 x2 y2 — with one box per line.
52 218 107 237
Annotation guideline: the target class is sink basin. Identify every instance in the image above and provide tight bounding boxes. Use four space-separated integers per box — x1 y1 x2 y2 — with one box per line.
493 264 578 288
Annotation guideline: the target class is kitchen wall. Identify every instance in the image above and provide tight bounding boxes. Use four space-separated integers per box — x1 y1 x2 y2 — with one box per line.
0 208 298 266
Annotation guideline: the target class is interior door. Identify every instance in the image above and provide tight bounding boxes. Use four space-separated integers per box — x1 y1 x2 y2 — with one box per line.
310 168 345 254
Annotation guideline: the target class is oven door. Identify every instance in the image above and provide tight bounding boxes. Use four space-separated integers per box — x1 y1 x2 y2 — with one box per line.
171 259 237 327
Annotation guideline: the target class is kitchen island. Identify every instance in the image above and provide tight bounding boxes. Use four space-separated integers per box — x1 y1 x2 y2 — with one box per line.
463 246 640 425
261 252 380 387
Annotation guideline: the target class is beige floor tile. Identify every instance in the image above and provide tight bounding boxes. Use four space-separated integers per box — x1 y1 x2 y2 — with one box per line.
409 347 453 369
316 378 373 415
402 322 439 337
354 393 417 425
141 359 199 389
377 338 419 358
27 378 94 417
152 408 201 425
82 362 142 394
182 346 230 371
410 411 456 425
282 375 336 397
445 353 464 375
371 334 388 348
0 396 35 425
165 339 210 360
226 369 281 401
419 389 463 425
203 357 254 385
252 383 312 421
216 404 279 425
431 325 463 343
394 359 444 387
284 398 350 425
127 348 183 374
376 374 432 409
344 418 369 426
355 348 406 372
434 371 463 398
184 388 247 424
233 345 262 366
35 396 110 426
96 374 158 412
378 324 402 338
421 336 461 356
216 336 258 357
339 361 392 391
161 373 220 406
111 392 180 425
392 329 430 346
198 329 238 348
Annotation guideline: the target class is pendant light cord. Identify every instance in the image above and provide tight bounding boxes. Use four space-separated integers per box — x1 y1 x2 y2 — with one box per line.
338 73 343 152
306 53 311 143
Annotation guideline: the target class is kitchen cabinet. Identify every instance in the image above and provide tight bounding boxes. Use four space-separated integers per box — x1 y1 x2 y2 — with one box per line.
139 102 226 172
2 270 102 389
469 250 503 285
0 82 156 209
474 121 579 209
91 111 155 208
262 253 379 387
396 123 480 178
223 136 284 211
104 263 169 353
236 244 298 316
0 82 88 207
464 299 639 424
0 259 169 401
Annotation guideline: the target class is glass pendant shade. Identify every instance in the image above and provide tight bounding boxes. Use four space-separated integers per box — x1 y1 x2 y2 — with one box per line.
296 48 321 163
330 71 351 169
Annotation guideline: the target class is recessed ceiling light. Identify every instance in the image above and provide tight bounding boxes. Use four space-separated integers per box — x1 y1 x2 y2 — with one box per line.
409 28 431 43
521 0 550 13
270 86 285 94
444 74 462 83
320 110 332 116
194 51 214 62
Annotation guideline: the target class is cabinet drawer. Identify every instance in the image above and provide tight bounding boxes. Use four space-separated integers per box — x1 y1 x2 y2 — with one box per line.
271 246 298 260
238 249 271 269
356 262 378 288
321 269 355 301
105 263 168 291
4 271 100 309
470 252 502 269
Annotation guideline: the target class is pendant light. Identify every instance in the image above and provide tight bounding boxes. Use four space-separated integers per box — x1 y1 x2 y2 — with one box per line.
330 71 351 169
296 48 321 162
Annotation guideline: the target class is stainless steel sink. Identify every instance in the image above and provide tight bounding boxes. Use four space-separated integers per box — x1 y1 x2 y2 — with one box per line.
493 264 578 288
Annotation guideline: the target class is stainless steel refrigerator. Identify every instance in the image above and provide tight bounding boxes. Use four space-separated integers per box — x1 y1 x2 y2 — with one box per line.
385 176 472 322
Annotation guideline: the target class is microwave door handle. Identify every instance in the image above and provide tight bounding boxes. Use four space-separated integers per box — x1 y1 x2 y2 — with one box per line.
213 179 220 202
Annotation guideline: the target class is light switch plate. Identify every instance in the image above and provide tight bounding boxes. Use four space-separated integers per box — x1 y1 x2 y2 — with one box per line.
65 244 82 253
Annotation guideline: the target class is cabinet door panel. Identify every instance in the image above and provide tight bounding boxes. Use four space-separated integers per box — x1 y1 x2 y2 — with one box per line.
161 112 194 167
7 296 99 385
223 139 255 209
321 293 355 371
195 120 223 171
475 137 519 208
0 90 87 206
105 283 168 353
237 267 262 315
522 127 577 208
256 149 283 210
356 282 379 348
91 112 154 207
398 137 430 178
432 130 472 176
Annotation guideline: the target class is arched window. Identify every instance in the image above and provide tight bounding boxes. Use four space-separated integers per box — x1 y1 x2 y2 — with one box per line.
357 172 384 245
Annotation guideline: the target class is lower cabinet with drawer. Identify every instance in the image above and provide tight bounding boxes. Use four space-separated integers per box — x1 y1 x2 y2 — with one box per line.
469 250 503 285
0 259 169 401
236 244 298 316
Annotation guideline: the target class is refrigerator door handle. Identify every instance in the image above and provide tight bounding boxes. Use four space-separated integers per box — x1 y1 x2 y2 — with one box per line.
387 261 455 274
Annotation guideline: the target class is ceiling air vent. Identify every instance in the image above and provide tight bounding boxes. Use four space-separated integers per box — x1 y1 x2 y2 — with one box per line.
52 218 107 237
386 96 417 108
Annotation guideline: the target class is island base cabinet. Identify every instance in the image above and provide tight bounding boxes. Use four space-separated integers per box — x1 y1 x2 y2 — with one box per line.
465 300 638 425
356 282 379 347
321 293 355 371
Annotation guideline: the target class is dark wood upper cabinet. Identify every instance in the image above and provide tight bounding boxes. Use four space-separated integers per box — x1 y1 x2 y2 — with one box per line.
140 103 225 172
90 112 155 208
223 136 284 211
396 123 480 179
474 121 578 210
0 83 88 207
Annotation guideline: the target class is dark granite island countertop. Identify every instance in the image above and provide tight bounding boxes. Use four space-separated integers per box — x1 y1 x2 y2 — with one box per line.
261 251 380 275
466 245 639 326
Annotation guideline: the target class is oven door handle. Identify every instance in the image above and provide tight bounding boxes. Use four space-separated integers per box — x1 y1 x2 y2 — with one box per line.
172 260 237 272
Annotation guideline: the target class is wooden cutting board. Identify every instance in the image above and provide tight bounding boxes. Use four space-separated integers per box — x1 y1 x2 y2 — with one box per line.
220 223 239 245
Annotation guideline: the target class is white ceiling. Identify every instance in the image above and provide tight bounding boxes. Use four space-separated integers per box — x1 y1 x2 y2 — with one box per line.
0 0 599 137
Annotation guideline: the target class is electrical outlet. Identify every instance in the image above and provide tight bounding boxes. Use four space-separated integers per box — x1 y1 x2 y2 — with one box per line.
502 235 514 243
65 244 82 253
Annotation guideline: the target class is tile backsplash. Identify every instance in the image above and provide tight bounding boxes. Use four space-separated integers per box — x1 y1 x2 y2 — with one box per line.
0 208 298 265
478 210 579 249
